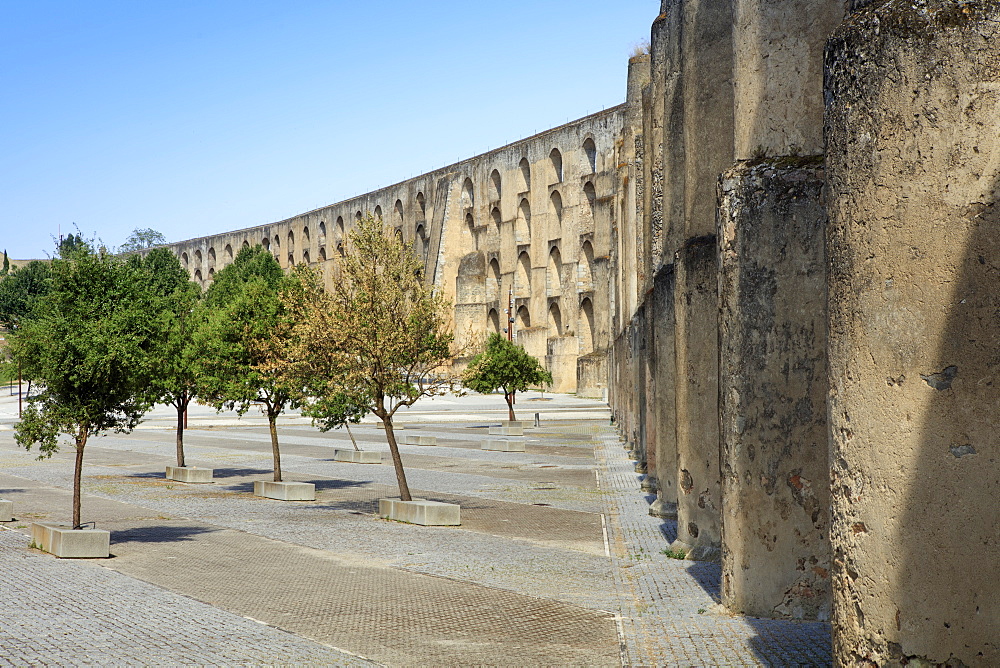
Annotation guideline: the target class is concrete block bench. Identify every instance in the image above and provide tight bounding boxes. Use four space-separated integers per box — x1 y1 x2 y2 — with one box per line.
378 498 460 526
31 522 110 558
0 499 12 522
333 449 382 464
401 434 437 446
488 421 524 436
165 466 214 483
253 481 316 501
482 438 526 452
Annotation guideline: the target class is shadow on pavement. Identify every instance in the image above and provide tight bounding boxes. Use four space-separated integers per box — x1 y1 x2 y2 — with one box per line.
658 519 678 543
112 524 217 545
222 478 368 494
208 467 273 479
686 561 722 604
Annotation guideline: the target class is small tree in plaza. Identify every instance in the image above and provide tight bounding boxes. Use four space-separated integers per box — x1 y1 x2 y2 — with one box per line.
9 242 156 528
463 333 552 422
194 245 299 482
128 249 204 468
277 216 454 501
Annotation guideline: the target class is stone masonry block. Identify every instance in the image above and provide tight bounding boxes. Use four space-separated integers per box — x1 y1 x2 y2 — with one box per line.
332 449 382 464
488 421 524 436
401 434 437 446
31 522 110 558
253 481 316 501
165 466 214 483
0 499 12 522
378 498 461 526
482 439 526 452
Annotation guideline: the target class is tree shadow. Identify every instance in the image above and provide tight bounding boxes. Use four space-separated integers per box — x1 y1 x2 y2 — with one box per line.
112 524 217 545
210 467 272 479
222 478 368 494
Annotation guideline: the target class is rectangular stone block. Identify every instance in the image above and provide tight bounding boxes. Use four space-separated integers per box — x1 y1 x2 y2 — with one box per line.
378 498 461 526
401 434 437 446
0 499 12 522
253 481 316 501
333 449 382 464
165 466 214 483
482 439 526 452
488 422 524 436
30 522 110 558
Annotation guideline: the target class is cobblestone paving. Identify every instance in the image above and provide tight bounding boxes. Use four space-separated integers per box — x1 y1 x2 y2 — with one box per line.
594 424 833 667
0 529 372 666
0 391 833 667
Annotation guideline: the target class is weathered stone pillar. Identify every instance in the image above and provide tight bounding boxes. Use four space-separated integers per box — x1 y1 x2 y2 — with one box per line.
667 0 734 562
716 0 843 620
718 161 829 620
670 235 721 561
650 263 677 518
825 3 1000 664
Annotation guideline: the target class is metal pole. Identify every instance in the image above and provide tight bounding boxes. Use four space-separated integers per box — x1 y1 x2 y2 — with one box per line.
507 288 514 342
17 362 22 418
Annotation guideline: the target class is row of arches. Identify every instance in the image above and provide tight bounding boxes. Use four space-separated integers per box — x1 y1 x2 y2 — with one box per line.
466 182 598 253
462 137 599 217
490 240 594 301
485 297 595 354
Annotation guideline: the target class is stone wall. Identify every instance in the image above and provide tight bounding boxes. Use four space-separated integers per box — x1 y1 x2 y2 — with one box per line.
608 0 999 661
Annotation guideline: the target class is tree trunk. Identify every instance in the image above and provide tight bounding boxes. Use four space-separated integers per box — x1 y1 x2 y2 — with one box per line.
382 414 411 501
345 421 360 451
175 395 186 468
268 410 282 482
506 391 516 422
73 427 88 529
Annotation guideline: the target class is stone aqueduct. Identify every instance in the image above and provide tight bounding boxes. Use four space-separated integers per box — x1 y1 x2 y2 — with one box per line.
168 110 623 396
163 1 999 665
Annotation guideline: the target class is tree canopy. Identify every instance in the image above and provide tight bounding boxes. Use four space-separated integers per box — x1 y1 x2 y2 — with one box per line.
194 244 298 481
128 248 204 468
10 241 158 527
463 333 552 421
277 215 454 501
0 261 52 330
119 228 168 253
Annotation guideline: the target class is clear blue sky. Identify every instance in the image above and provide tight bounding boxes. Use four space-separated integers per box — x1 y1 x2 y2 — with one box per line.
0 1 654 259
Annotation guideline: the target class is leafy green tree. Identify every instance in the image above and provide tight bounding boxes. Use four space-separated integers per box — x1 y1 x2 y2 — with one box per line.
9 242 156 528
2 250 9 276
463 333 552 421
0 261 52 330
119 228 167 253
128 249 203 468
194 245 298 482
58 233 86 256
278 216 454 501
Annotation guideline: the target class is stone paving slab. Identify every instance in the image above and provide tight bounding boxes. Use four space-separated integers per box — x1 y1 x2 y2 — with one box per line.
0 528 371 667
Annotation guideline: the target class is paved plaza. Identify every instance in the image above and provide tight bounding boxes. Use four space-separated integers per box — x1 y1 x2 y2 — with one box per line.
0 390 831 666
